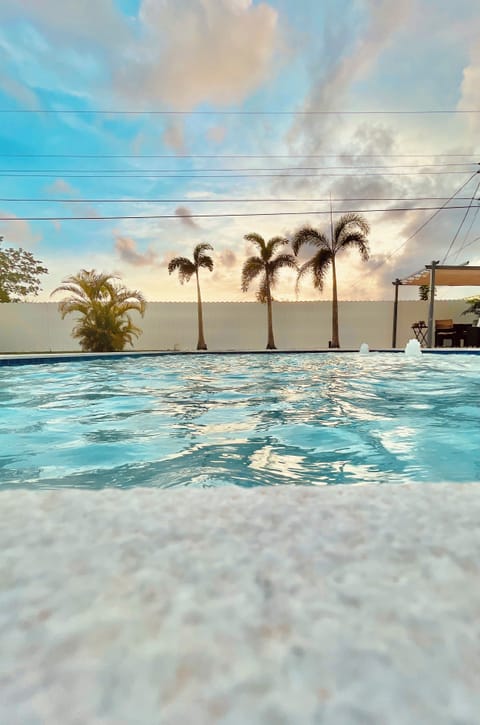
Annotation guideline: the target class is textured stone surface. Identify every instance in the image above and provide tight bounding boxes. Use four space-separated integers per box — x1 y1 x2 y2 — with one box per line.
1 484 480 724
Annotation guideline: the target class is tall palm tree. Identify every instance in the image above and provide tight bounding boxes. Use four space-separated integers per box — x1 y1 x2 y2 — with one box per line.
292 213 370 348
51 269 146 352
241 233 297 349
168 243 213 350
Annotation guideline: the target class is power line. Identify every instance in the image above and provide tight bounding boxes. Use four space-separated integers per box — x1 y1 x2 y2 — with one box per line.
455 234 480 253
453 205 480 261
0 170 473 179
0 153 478 160
1 108 480 115
347 173 479 291
2 163 476 173
441 178 480 262
1 204 478 222
0 196 475 204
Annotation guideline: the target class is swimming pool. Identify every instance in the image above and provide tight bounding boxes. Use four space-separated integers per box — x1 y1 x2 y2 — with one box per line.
1 353 479 488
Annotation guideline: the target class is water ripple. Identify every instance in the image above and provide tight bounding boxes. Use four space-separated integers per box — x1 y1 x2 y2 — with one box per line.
0 353 479 488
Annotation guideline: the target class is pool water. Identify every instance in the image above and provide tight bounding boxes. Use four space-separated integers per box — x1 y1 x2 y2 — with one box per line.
1 353 479 488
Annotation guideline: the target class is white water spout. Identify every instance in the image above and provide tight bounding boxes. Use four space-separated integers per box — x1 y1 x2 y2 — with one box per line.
359 343 370 355
404 339 423 357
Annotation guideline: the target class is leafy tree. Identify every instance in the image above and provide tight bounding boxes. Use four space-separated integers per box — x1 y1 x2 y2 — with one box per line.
0 236 48 302
462 295 480 319
51 269 146 352
168 243 214 350
241 233 296 349
292 213 370 348
419 284 436 301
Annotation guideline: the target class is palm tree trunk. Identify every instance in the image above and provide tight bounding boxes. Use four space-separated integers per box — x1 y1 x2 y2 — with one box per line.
266 276 276 350
331 256 340 348
195 270 207 350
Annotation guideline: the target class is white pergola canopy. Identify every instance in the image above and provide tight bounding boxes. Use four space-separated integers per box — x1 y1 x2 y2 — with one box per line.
399 265 480 288
392 262 480 347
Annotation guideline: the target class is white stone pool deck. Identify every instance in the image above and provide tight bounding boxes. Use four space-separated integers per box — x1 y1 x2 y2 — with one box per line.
1 484 479 724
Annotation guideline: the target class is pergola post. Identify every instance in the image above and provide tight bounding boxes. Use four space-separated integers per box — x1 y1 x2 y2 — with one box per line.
426 261 438 348
392 279 401 348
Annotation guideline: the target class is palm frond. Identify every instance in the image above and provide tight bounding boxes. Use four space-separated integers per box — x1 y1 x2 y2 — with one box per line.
255 273 269 303
266 236 289 256
54 269 146 351
269 253 297 274
292 227 330 256
168 256 196 284
334 213 370 248
197 254 214 272
241 256 263 292
296 248 331 294
244 232 266 253
193 243 214 264
337 232 370 261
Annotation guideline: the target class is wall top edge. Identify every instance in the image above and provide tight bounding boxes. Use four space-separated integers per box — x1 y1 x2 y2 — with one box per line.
4 298 471 306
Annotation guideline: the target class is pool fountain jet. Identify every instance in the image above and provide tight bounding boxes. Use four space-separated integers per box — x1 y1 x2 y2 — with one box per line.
404 339 423 357
359 343 370 355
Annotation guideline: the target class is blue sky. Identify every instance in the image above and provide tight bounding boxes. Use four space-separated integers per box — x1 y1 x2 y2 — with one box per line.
0 0 479 302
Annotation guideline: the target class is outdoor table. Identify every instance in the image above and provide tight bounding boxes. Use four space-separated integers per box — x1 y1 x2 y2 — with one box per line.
411 322 428 347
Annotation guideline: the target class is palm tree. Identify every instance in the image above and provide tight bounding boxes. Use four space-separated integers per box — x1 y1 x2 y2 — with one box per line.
51 269 146 352
241 233 297 349
168 243 213 350
292 213 370 348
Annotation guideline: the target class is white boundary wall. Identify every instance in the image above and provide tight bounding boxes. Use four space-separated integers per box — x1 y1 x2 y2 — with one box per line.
0 299 474 353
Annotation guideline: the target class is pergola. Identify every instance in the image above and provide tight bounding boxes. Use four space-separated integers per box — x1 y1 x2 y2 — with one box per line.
392 261 480 347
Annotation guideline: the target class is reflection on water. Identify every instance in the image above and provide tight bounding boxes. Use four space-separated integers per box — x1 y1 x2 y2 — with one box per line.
0 353 479 488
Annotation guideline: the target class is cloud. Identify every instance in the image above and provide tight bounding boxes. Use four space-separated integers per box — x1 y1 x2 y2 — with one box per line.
218 249 237 268
162 120 186 154
115 236 158 267
0 74 40 109
175 206 200 229
0 211 42 247
287 0 414 155
0 0 129 50
43 179 100 218
458 45 480 132
206 125 227 144
158 249 179 269
45 179 79 196
114 0 281 108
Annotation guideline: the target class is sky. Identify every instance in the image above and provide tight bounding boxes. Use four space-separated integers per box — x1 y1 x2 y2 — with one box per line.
0 0 479 303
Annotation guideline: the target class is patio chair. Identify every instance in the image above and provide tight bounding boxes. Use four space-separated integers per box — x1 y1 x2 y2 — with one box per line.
435 319 456 347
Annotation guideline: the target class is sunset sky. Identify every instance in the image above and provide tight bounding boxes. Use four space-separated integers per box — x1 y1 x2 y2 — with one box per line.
0 0 479 302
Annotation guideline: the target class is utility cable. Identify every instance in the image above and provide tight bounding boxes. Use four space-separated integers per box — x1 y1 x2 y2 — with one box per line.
441 178 480 262
0 153 478 159
0 170 472 179
453 204 480 261
1 204 478 223
1 163 475 172
1 108 480 115
0 196 474 204
347 172 479 292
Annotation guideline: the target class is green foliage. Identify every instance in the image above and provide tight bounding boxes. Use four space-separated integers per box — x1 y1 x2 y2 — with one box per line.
292 213 370 292
292 213 370 348
462 295 480 318
167 243 214 350
0 236 48 302
168 243 214 283
418 284 436 301
241 234 297 298
52 269 146 352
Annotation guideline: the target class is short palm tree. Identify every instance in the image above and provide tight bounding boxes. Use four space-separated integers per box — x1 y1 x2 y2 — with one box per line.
51 269 146 352
292 213 370 348
241 233 297 349
168 243 213 350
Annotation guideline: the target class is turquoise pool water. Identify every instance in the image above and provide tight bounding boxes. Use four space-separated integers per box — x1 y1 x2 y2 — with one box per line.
1 353 479 488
